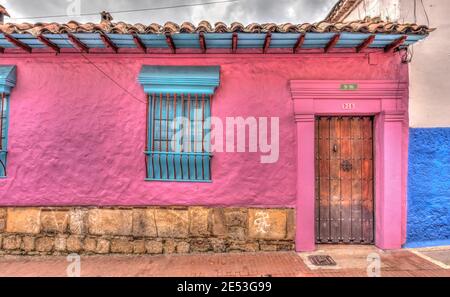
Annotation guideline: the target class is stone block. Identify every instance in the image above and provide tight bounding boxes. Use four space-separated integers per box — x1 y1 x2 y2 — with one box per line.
6 208 41 234
54 235 67 252
88 209 132 236
228 241 259 252
259 243 278 252
69 209 89 235
227 226 246 241
190 239 211 253
211 209 227 237
0 208 6 219
96 239 110 254
286 209 296 240
21 236 36 252
111 238 133 254
83 237 97 253
0 208 6 232
2 235 21 250
248 209 287 240
189 207 210 237
132 209 157 237
155 209 189 238
66 235 83 252
163 239 176 254
274 242 294 251
210 238 227 253
35 236 54 252
224 209 247 227
41 210 69 233
145 240 163 254
176 241 190 254
133 240 146 254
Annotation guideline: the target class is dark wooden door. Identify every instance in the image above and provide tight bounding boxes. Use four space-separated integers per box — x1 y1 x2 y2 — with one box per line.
315 116 374 244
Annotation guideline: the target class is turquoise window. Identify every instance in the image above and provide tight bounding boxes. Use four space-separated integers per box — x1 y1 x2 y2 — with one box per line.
0 66 16 178
138 66 220 182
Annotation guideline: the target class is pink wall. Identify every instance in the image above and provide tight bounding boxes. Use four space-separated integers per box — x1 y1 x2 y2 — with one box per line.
0 52 408 207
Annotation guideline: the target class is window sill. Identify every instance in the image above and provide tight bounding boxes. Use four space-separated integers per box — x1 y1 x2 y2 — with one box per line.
145 178 212 183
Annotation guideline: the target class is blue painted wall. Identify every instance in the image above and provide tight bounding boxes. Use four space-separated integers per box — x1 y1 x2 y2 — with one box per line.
406 128 450 247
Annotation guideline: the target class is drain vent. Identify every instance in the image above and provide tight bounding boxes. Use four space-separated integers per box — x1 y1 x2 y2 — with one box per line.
308 255 337 266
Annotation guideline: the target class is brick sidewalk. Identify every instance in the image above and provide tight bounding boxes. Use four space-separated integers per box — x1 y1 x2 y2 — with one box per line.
0 247 449 277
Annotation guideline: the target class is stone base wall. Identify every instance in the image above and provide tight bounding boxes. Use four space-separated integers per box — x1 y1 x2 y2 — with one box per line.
0 207 295 255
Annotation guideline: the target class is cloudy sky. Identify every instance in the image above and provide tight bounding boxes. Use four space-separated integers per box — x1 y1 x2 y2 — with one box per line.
1 0 337 24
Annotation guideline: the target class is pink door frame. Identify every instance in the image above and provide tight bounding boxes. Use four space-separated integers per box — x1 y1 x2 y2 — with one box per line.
290 80 409 251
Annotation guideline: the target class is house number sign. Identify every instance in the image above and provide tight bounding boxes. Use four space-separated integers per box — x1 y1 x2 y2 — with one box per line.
342 103 355 110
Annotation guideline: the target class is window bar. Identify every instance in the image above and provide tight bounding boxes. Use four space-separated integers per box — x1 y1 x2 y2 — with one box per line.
187 94 191 152
180 93 185 179
0 93 4 151
187 94 191 179
145 94 150 178
158 93 163 179
165 93 170 179
193 93 198 180
0 93 5 176
172 93 178 179
151 93 157 179
208 95 212 179
201 94 205 179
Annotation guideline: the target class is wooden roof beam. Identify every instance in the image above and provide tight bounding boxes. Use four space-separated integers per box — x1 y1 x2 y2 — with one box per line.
199 32 207 54
232 32 238 54
293 33 305 53
356 35 375 53
37 34 60 53
67 33 89 53
165 33 176 54
263 32 272 54
3 33 32 53
132 33 147 53
324 33 341 53
384 36 408 53
99 32 118 53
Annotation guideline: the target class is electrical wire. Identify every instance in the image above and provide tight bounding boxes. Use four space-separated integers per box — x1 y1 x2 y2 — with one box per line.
420 0 430 26
414 0 417 23
8 0 239 21
79 56 147 105
55 35 146 105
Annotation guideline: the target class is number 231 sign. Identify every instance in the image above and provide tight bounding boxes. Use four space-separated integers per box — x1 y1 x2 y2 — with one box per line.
342 103 355 110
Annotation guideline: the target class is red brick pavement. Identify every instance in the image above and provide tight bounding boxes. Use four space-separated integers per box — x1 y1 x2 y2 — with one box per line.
0 249 448 277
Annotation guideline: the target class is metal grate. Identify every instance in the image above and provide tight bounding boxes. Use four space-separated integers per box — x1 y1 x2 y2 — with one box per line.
308 255 337 266
145 93 212 182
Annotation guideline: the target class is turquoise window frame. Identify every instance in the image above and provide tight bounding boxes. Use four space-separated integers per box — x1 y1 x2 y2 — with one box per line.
138 66 220 182
145 93 212 182
0 65 16 178
0 93 10 177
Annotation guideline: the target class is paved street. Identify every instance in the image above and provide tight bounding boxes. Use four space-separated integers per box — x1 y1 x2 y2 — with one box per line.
0 245 449 277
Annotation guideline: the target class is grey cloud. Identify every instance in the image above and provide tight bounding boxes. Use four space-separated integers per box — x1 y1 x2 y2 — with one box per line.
1 0 337 24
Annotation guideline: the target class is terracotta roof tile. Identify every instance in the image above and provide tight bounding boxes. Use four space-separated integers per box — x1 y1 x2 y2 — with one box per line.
0 18 434 36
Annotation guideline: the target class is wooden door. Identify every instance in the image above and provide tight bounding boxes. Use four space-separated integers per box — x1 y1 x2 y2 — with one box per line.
315 116 374 244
